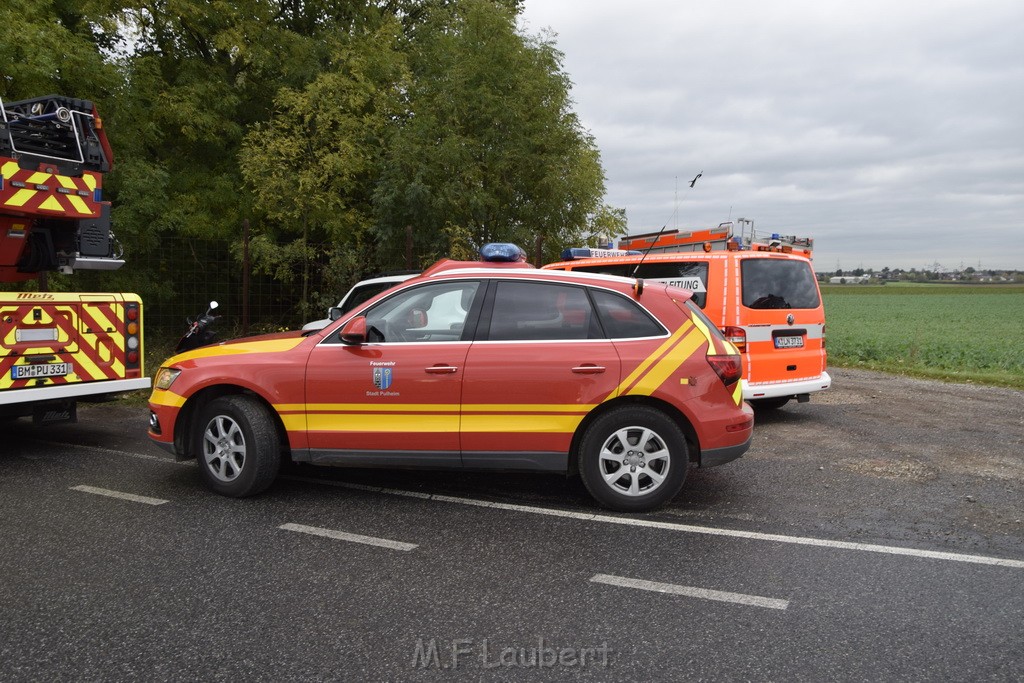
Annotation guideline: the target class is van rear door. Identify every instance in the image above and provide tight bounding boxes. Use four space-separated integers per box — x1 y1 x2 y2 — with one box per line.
1 297 80 391
738 255 826 394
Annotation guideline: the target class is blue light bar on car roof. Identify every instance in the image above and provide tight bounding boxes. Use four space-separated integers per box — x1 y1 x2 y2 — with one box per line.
560 247 643 260
480 243 527 262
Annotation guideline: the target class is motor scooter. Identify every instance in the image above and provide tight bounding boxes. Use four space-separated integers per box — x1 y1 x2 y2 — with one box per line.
176 301 219 353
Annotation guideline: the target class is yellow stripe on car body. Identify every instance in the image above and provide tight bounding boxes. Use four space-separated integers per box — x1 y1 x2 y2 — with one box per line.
170 337 306 363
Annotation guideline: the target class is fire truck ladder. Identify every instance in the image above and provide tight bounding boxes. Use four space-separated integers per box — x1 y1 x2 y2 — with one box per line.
0 95 111 174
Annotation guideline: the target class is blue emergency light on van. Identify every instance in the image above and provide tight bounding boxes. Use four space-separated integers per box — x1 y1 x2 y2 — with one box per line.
560 247 643 260
480 243 527 262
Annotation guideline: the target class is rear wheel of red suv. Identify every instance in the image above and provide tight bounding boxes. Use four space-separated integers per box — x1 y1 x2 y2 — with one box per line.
194 395 281 497
578 406 689 512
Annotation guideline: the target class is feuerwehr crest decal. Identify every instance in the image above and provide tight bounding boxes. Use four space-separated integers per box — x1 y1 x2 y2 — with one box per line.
373 366 393 390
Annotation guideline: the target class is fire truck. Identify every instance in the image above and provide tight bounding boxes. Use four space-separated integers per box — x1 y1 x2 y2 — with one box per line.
0 95 149 423
545 220 830 410
612 218 814 257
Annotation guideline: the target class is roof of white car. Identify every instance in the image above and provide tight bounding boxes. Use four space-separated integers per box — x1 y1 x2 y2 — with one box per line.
353 273 417 286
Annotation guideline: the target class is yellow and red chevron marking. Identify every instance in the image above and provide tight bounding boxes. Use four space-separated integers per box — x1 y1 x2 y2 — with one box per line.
612 319 705 397
688 314 743 405
0 301 128 391
0 159 102 219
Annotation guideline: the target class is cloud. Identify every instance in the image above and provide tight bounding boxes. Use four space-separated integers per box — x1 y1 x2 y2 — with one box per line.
520 0 1024 269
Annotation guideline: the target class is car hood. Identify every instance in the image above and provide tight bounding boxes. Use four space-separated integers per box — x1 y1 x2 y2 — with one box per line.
166 330 308 365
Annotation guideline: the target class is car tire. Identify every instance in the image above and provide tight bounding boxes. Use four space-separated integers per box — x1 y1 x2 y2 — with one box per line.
578 406 689 512
750 396 790 411
194 395 281 497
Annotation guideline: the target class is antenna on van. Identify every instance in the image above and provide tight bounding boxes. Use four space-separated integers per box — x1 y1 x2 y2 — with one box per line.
630 171 702 281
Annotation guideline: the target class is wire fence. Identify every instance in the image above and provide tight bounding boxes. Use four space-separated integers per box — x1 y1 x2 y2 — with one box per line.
137 235 320 337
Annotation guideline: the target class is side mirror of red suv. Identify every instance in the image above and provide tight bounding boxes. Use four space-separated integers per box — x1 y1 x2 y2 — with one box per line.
339 316 367 345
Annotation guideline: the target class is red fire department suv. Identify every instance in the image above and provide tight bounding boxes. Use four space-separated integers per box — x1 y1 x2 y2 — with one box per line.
148 245 753 511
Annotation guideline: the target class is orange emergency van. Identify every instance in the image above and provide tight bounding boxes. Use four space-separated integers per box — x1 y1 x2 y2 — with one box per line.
543 222 830 409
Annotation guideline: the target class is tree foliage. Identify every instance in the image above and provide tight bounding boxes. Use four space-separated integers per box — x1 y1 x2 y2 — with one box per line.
588 205 628 243
0 0 120 99
373 0 604 265
240 21 409 315
2 0 614 328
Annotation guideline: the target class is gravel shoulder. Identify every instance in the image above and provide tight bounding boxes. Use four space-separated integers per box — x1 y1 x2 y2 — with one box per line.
678 367 1024 557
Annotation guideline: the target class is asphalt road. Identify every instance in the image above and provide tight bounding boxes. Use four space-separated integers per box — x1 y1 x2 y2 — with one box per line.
1 368 1022 681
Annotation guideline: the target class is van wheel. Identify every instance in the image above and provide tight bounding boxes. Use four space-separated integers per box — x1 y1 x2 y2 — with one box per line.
194 395 280 497
751 397 790 411
578 406 688 512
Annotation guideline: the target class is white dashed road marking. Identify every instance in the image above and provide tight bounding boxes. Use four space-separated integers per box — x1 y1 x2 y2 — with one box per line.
71 485 169 506
279 522 418 551
283 476 1024 569
590 573 790 611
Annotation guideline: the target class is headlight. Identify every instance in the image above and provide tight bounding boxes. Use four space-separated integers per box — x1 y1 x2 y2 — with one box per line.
154 367 182 390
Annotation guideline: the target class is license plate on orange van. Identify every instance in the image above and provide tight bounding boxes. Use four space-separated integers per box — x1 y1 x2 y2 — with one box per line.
774 335 804 349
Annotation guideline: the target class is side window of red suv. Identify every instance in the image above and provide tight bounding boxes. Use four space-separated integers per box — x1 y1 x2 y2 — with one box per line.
589 290 666 339
485 281 601 341
363 281 480 343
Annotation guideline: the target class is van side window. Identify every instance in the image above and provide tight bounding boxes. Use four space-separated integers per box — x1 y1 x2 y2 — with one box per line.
590 290 666 339
571 262 710 308
635 262 709 308
741 259 821 309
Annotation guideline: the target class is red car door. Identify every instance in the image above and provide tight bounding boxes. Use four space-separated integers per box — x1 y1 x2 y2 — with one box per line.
303 280 482 464
460 279 622 470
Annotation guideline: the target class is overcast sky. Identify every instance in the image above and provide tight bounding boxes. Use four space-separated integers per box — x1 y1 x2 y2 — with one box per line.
519 0 1023 271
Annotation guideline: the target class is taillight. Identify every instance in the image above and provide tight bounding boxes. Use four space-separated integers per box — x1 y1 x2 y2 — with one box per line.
727 417 753 432
822 324 826 349
707 354 742 387
722 326 746 352
124 302 142 375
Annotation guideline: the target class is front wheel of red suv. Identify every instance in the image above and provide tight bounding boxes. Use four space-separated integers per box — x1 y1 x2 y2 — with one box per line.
578 406 689 512
194 395 281 497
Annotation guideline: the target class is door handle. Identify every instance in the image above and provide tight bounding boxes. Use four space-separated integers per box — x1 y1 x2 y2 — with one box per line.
425 365 458 374
571 364 606 374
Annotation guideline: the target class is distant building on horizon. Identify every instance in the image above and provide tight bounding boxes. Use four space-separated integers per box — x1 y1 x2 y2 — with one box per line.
829 274 872 284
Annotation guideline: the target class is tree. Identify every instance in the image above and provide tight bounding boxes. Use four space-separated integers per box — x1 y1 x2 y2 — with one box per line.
106 0 362 243
0 0 120 100
3 0 614 329
96 0 396 315
587 205 628 244
372 0 605 266
240 22 409 316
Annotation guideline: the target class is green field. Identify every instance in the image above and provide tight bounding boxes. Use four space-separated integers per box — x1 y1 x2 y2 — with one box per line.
822 283 1024 389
